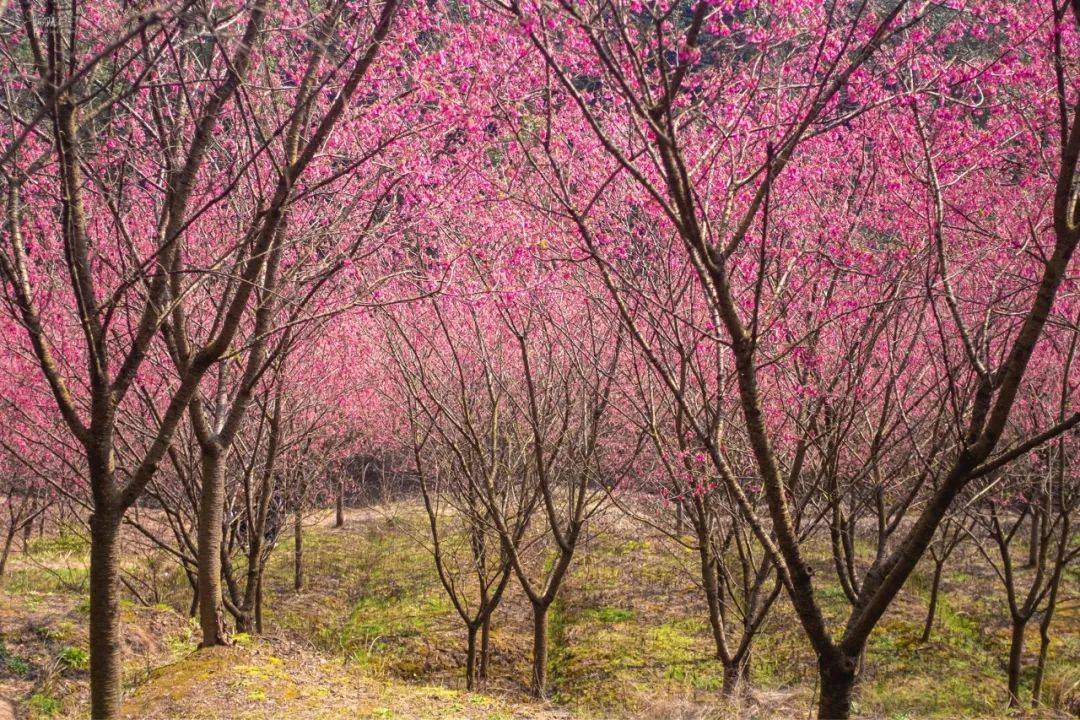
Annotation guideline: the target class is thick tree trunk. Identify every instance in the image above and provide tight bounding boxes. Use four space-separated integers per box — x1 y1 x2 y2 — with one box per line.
817 654 857 720
197 445 229 647
89 510 123 720
920 561 944 643
235 609 253 634
1007 618 1026 708
293 508 303 591
722 652 751 697
465 625 478 691
531 603 549 698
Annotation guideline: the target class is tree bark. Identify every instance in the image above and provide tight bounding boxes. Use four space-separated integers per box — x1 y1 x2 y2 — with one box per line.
920 561 944 643
1027 508 1040 568
479 614 491 682
722 652 751 698
1007 618 1026 708
531 603 549 698
255 575 264 634
293 508 303 591
335 479 345 528
0 526 16 578
197 445 229 646
817 654 856 720
89 510 123 720
698 544 727 667
465 625 478 691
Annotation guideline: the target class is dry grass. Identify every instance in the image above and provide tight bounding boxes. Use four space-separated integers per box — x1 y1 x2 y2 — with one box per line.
0 504 1076 719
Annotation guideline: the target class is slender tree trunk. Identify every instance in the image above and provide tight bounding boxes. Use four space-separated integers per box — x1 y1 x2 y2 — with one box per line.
1027 509 1040 568
1007 618 1026 708
21 508 33 551
0 527 16 578
698 545 727 667
531 603 549 698
255 575 264 634
335 480 345 528
1032 618 1051 707
197 445 229 646
238 523 264 634
465 625 478 691
920 561 944 643
1032 538 1068 707
293 508 303 591
186 570 199 617
479 614 491 682
817 654 857 720
89 510 123 720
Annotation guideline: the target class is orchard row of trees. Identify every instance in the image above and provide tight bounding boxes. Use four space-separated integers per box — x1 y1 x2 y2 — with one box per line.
0 0 1077 718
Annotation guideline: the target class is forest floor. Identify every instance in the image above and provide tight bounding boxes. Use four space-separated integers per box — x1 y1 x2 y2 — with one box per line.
0 501 1077 719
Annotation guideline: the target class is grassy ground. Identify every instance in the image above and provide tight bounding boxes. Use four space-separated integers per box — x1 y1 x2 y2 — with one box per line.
0 504 1076 719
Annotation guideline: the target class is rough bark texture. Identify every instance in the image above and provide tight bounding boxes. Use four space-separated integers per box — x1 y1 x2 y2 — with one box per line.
197 446 229 646
1007 619 1026 707
88 511 122 720
721 653 751 698
817 655 857 720
465 625 478 691
531 604 549 698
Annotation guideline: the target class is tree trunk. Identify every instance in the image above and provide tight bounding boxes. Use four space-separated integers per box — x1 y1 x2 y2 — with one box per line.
1027 509 1040 568
21 508 33 551
235 610 253 634
1032 618 1051 707
197 445 229 647
293 508 303 591
531 603 549 698
817 654 857 720
335 480 345 528
89 510 123 720
698 545 727 666
722 652 751 698
1007 618 1026 708
465 625 478 691
920 561 944 643
255 575 264 634
479 614 491 682
0 527 16 578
